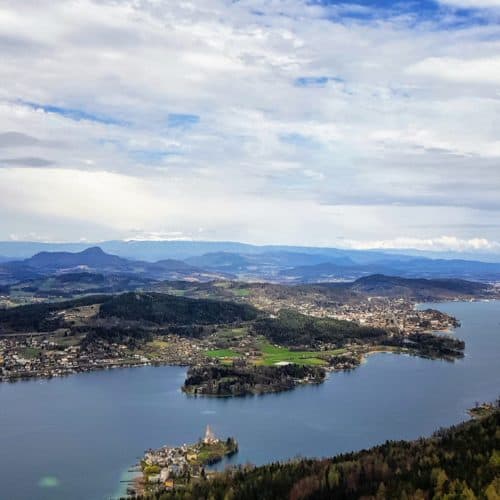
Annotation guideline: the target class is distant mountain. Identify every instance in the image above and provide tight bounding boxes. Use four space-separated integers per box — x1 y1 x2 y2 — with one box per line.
185 251 356 277
24 247 130 272
0 239 489 263
386 257 500 280
280 257 500 282
0 240 499 282
185 252 252 271
0 247 228 284
348 274 490 299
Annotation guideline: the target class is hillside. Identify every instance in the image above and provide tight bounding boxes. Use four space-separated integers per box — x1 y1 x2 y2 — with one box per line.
98 292 259 325
7 272 155 297
348 274 490 299
139 408 500 500
0 295 108 332
254 309 388 348
0 292 258 333
252 309 464 359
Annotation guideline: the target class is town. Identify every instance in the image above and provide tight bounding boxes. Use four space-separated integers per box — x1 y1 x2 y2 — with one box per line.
0 291 462 383
246 291 460 334
0 333 205 382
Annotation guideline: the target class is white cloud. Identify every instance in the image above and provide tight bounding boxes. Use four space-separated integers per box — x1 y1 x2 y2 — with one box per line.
0 0 499 249
408 57 500 84
343 236 500 253
438 0 500 8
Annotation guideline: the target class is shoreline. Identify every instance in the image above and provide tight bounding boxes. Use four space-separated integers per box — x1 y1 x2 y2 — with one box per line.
1 300 491 500
2 299 480 386
133 432 239 497
0 358 190 384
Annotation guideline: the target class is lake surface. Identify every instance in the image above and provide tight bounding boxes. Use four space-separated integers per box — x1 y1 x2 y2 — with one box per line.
1 301 499 500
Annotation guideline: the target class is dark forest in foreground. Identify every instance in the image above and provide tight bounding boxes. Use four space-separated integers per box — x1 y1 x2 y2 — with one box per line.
136 408 499 500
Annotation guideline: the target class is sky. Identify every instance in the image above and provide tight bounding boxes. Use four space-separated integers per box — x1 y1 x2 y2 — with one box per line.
0 0 500 255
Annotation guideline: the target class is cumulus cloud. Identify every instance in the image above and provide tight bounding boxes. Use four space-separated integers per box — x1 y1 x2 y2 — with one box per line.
408 57 500 84
0 0 499 251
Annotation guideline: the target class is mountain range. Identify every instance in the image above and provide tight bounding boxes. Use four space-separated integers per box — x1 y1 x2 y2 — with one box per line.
1 239 499 263
0 241 500 283
0 247 230 284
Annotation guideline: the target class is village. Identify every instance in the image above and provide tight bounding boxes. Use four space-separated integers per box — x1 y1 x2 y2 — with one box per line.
247 293 460 335
0 334 205 382
133 425 238 496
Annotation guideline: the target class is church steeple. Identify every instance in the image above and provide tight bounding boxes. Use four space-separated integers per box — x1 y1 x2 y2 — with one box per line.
203 425 218 444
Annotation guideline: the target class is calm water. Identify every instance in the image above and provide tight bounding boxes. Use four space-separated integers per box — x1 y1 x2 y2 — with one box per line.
1 301 499 500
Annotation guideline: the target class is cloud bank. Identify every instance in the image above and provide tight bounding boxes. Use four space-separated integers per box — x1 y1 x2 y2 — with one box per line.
0 0 499 252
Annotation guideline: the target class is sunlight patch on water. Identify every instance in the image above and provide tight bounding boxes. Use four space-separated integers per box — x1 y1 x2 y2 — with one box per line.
38 476 60 488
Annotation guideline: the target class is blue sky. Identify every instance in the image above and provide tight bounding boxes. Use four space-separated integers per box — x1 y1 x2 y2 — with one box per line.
311 0 499 26
0 0 499 254
21 101 126 126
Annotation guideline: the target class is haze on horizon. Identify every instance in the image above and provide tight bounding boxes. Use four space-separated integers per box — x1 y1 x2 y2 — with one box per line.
1 0 499 255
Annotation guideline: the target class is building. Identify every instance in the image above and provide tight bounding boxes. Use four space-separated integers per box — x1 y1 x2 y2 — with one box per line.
203 424 218 445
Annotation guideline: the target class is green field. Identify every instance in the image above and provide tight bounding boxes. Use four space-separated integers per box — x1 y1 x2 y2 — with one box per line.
259 342 347 366
193 441 237 465
206 342 347 367
258 343 326 366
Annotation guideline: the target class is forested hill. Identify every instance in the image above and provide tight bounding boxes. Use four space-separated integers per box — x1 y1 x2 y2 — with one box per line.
347 274 491 298
139 409 500 500
98 292 258 324
0 292 258 332
254 309 386 348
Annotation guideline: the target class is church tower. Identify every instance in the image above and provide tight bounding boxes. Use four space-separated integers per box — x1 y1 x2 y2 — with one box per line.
203 424 217 444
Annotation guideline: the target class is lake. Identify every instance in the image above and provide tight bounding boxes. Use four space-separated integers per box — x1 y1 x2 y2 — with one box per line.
1 301 499 500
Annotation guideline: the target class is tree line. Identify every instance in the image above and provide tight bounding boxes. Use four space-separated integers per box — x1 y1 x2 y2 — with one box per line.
183 362 325 397
135 408 499 500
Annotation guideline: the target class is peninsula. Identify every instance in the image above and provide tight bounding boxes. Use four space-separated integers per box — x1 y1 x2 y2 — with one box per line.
133 426 238 496
182 360 326 397
0 282 467 390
